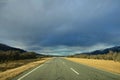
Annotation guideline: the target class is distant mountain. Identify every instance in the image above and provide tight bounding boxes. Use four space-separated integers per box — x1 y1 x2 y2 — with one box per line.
88 46 120 55
70 46 120 62
0 43 26 53
0 43 51 62
72 46 120 56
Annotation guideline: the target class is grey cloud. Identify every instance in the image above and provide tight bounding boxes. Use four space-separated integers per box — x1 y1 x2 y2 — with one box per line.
0 0 120 55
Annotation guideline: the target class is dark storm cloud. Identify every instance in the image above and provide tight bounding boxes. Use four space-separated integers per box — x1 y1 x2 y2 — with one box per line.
0 0 120 55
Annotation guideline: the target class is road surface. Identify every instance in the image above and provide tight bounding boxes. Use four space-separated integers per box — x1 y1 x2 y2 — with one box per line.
13 58 120 80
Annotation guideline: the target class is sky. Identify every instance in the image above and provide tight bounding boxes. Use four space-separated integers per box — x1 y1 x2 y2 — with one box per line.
0 0 120 55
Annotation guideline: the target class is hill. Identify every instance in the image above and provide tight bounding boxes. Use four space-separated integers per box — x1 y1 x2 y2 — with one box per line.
88 46 120 55
0 43 40 62
0 43 26 52
69 46 120 62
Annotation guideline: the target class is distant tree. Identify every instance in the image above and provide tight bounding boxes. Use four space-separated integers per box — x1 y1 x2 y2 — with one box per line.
0 50 37 62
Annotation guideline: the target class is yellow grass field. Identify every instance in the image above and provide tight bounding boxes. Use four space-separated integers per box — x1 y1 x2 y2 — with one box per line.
0 58 50 80
66 58 120 74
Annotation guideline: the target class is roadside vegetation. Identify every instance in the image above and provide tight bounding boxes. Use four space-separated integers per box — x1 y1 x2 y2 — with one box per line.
0 46 51 80
0 50 49 72
0 50 38 62
0 58 43 72
0 58 50 80
67 50 120 74
69 51 120 62
66 58 120 74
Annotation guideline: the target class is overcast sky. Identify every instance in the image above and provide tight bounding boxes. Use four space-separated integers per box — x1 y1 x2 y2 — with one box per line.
0 0 120 55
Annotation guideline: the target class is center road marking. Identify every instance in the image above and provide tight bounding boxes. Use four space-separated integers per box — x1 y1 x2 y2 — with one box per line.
17 64 44 80
70 68 79 75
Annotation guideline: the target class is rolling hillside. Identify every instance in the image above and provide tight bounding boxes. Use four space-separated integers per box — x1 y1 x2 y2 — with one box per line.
0 43 40 62
70 46 120 61
88 46 120 55
0 43 26 52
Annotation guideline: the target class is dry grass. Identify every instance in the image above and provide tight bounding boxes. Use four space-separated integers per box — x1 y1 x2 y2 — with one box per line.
0 59 43 72
66 58 120 74
0 58 50 80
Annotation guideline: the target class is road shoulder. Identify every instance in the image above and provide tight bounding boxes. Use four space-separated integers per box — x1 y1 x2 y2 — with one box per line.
0 58 51 80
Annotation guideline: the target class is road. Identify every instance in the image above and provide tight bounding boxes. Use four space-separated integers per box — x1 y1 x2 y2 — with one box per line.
13 58 120 80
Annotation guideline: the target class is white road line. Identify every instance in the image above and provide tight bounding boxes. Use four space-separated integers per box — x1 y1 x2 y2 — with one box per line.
17 64 44 80
70 68 79 75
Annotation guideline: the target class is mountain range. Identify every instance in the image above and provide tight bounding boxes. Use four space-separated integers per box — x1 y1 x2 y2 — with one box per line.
85 46 120 55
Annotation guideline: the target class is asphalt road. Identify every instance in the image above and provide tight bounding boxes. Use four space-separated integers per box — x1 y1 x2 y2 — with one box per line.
13 58 120 80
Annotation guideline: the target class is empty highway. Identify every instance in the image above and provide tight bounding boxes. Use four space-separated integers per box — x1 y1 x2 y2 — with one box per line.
13 58 120 80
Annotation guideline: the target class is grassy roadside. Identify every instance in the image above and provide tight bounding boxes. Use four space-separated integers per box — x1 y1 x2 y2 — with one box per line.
0 58 51 80
0 59 44 72
65 58 120 74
